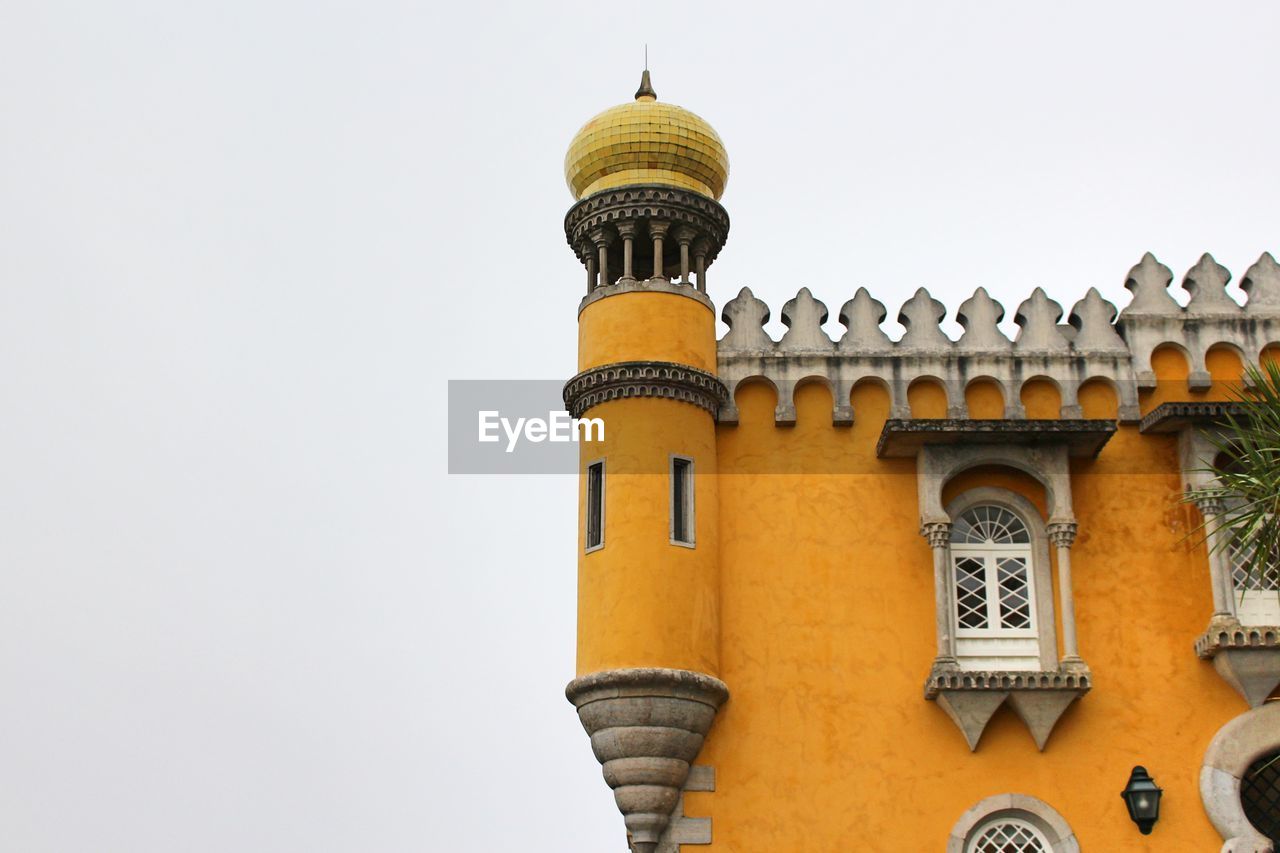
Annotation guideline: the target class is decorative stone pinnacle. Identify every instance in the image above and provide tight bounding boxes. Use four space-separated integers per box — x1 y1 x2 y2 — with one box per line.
1047 522 1078 548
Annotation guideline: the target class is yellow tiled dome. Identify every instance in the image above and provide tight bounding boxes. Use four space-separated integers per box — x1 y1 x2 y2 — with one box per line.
564 72 729 201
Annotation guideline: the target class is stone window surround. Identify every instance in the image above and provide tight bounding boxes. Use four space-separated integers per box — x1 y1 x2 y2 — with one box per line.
669 453 696 548
947 793 1080 853
945 488 1058 670
1200 702 1280 853
585 457 605 554
918 442 1084 671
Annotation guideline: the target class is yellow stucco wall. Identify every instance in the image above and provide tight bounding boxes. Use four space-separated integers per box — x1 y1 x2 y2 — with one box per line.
577 291 717 372
681 365 1243 850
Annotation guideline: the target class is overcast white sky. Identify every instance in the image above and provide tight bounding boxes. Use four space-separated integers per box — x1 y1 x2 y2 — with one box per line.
2 2 1278 851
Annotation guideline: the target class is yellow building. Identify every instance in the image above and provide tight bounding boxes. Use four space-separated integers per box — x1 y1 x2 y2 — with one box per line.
561 71 1280 853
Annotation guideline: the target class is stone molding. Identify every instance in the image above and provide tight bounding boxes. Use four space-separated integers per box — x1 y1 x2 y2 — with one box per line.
947 793 1081 853
714 252 1280 428
926 666 1091 751
566 668 729 853
565 185 730 269
1200 703 1280 852
564 361 728 419
1196 621 1280 708
877 418 1116 460
1140 401 1251 434
1197 624 1280 659
578 277 714 316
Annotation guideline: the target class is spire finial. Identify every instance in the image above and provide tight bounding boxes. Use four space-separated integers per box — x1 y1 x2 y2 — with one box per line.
635 51 656 101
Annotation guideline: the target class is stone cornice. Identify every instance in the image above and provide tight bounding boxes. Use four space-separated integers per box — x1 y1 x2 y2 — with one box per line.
563 361 729 419
925 667 1092 698
578 277 714 316
876 418 1116 459
1139 401 1251 434
564 185 730 267
1195 623 1280 659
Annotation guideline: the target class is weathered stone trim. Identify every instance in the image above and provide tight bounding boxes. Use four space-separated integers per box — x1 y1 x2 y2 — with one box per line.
1197 625 1280 659
947 793 1080 853
565 185 730 266
564 361 728 419
1140 401 1250 434
877 418 1116 459
1196 620 1280 709
926 668 1092 695
926 666 1091 751
1200 703 1280 852
655 766 715 853
566 669 729 853
578 277 714 316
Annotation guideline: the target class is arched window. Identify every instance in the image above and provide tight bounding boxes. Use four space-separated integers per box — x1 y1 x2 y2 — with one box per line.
951 504 1039 670
1241 749 1280 846
966 817 1050 853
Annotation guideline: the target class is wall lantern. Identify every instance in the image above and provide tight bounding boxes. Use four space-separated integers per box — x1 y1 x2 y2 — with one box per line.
1120 766 1163 834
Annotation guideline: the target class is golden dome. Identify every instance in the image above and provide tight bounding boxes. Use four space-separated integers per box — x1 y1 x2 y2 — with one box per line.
564 71 729 201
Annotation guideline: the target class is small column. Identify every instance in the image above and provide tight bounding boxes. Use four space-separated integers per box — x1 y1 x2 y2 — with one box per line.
692 237 709 293
648 220 670 281
581 242 596 294
674 226 696 284
1047 521 1083 666
590 227 613 289
615 222 638 283
1195 496 1235 619
922 522 958 667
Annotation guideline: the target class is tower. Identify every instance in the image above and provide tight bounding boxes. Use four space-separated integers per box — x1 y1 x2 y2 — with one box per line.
561 70 731 853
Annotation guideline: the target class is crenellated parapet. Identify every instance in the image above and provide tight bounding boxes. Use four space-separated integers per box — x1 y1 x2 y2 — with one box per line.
716 252 1280 426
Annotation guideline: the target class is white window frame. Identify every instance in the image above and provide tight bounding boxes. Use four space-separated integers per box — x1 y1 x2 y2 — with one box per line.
585 458 605 553
944 488 1059 672
952 507 1039 640
669 454 695 548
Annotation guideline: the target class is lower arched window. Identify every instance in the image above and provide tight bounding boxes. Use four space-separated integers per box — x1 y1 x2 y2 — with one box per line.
967 817 1050 853
1241 749 1280 846
947 794 1079 853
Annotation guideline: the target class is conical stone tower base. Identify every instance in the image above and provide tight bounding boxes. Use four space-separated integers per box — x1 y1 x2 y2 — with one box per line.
566 668 729 853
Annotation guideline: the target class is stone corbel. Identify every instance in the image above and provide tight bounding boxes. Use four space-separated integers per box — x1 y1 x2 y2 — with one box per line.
1196 625 1280 707
926 667 1091 751
566 668 728 853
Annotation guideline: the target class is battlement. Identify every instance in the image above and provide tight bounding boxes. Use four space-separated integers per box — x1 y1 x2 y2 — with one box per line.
716 252 1280 426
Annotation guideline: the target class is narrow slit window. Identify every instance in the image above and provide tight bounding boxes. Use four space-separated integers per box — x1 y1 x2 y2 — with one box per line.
670 456 694 546
585 460 604 551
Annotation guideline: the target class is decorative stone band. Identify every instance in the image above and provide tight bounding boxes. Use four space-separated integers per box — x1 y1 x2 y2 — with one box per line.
1196 625 1280 659
877 419 1116 459
1139 400 1251 434
1194 622 1280 709
925 667 1091 751
564 185 730 268
925 668 1092 696
564 361 729 419
565 668 729 853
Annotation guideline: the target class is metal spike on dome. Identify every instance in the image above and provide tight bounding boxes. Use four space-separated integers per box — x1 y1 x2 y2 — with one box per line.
635 69 657 101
